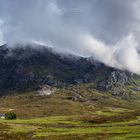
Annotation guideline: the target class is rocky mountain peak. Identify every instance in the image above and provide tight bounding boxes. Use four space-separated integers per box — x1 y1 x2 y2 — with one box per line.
0 44 139 94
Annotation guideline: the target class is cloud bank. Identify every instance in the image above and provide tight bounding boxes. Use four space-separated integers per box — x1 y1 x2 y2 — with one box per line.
0 0 140 74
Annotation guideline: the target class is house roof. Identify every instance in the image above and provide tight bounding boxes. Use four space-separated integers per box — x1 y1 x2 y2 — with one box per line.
0 114 5 117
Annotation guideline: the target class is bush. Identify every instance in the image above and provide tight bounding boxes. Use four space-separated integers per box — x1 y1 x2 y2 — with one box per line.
5 112 17 120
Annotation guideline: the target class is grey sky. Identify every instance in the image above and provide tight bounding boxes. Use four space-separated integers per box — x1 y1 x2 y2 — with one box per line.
0 0 140 74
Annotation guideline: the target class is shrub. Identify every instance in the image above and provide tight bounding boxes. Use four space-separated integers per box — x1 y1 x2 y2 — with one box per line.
5 112 17 120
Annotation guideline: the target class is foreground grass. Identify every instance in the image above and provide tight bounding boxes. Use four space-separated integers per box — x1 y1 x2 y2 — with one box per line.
0 83 140 139
0 114 140 140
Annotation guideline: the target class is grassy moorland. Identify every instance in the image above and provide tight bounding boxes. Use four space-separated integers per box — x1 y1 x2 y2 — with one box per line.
0 114 140 140
0 83 140 140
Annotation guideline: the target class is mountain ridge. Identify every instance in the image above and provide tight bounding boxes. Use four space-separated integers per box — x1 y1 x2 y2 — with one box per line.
0 44 139 94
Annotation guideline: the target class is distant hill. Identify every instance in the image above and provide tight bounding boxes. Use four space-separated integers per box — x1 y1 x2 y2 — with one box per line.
0 44 139 94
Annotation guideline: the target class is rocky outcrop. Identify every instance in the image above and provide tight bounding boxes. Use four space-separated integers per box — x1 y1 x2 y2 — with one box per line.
36 85 57 96
97 71 133 90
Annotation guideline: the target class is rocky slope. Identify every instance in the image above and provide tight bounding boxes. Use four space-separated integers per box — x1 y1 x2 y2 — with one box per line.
0 44 139 94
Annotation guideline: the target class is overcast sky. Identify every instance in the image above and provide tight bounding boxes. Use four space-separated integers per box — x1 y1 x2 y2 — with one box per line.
0 0 140 74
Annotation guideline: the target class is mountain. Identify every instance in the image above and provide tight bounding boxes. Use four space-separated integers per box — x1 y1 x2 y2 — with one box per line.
1 44 140 140
0 44 139 94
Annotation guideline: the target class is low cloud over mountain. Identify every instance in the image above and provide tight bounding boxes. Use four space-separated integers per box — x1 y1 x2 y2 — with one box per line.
0 0 140 74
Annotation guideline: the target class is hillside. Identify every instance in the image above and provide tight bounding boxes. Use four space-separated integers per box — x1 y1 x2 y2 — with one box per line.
0 44 140 139
1 43 140 117
0 83 140 118
0 44 139 95
1 83 140 139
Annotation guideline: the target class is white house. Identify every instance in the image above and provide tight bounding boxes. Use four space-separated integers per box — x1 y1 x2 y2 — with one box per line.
0 114 5 119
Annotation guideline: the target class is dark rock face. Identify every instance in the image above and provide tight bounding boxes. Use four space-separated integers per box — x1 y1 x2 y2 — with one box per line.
97 71 133 91
0 44 139 94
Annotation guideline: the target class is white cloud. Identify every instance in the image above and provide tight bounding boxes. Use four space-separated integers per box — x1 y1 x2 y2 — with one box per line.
72 33 140 74
0 0 140 74
0 19 5 45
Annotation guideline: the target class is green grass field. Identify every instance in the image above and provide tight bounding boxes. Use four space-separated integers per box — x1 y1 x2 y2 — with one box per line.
0 114 140 140
0 83 140 140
